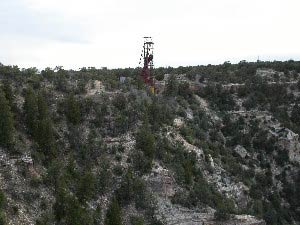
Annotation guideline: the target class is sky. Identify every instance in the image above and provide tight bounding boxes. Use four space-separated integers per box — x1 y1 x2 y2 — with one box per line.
0 0 300 69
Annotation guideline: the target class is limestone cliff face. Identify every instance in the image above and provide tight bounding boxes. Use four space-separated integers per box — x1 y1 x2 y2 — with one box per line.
278 129 300 163
155 198 265 225
0 149 54 225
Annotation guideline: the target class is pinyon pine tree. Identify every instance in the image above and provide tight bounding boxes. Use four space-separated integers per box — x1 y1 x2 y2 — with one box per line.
0 89 14 148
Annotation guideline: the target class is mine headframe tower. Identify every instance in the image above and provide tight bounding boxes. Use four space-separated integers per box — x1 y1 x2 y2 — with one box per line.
139 37 154 92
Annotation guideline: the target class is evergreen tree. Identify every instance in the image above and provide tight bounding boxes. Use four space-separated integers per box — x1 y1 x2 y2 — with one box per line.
53 187 92 225
24 89 55 158
0 190 6 225
1 80 14 108
0 89 14 147
134 122 155 174
178 82 192 99
105 197 123 225
165 75 178 96
41 67 55 80
66 94 81 125
214 206 231 221
135 123 155 160
53 187 67 222
291 104 300 125
116 169 134 206
23 88 38 136
37 92 49 121
130 216 144 225
93 205 102 225
76 170 96 203
35 92 55 154
65 194 92 225
112 94 126 111
183 159 193 185
0 212 5 225
36 118 55 154
0 190 5 209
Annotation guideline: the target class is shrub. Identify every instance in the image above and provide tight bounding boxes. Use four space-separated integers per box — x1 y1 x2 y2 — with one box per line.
130 216 144 225
65 94 81 125
76 170 96 203
135 123 155 160
0 191 5 209
0 212 6 225
214 206 231 221
113 165 124 176
0 89 15 147
105 197 123 225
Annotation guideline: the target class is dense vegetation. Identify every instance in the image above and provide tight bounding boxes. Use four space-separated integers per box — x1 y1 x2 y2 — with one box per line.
0 60 300 225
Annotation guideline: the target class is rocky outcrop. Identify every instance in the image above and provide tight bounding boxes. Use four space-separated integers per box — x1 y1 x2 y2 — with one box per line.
270 127 300 163
86 80 105 96
278 128 300 163
234 145 249 158
203 163 250 209
155 197 265 225
174 118 184 128
145 162 176 198
0 149 54 225
167 131 204 159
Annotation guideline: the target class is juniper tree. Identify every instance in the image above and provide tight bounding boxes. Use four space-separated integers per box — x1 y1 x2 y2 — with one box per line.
35 92 55 154
116 169 134 206
66 93 81 125
23 87 38 136
36 118 55 155
291 103 300 125
164 75 178 96
135 122 155 161
1 80 14 108
37 92 49 121
24 89 55 158
0 190 5 225
105 197 123 225
0 89 14 148
76 170 96 203
0 190 5 209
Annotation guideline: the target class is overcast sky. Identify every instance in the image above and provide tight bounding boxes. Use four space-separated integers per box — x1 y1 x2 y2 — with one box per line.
0 0 300 69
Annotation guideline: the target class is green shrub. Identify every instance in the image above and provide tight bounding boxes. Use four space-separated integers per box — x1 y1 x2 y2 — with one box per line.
0 89 15 147
130 216 144 225
0 212 6 225
105 197 123 225
76 170 96 203
0 191 5 209
214 206 231 221
113 165 124 176
65 93 81 125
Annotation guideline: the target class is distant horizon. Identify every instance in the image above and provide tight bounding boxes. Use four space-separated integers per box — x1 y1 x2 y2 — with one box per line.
1 54 300 71
1 0 299 71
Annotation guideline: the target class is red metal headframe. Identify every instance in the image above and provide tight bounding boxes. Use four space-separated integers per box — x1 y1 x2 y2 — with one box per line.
140 37 154 85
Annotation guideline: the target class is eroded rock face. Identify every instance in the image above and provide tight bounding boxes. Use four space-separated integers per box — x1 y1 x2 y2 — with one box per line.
234 145 249 159
145 162 176 198
86 80 105 96
155 197 215 225
166 127 251 208
0 149 54 225
203 164 250 209
174 118 184 128
167 131 204 159
277 129 300 163
288 141 300 163
155 197 265 225
269 127 300 163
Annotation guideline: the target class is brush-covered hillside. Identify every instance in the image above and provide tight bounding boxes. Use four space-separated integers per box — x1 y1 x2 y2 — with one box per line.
0 60 300 225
